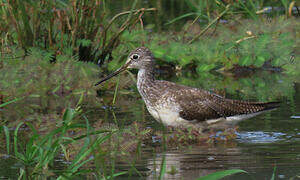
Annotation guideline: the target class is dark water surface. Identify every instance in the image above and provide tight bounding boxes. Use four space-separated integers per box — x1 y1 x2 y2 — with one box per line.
1 71 299 179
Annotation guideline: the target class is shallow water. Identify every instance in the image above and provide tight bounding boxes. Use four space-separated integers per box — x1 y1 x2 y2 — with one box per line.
112 72 300 179
1 71 299 179
115 107 299 179
128 109 300 180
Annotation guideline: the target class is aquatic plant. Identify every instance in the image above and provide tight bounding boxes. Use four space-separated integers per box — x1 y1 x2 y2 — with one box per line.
1 107 124 179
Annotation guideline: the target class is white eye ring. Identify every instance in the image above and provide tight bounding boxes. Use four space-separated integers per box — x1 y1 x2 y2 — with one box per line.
131 54 139 60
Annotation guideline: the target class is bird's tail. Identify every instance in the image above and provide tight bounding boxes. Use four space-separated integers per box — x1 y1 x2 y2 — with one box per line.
222 99 280 115
259 101 280 111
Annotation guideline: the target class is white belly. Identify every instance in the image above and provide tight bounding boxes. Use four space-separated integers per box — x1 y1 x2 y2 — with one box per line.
145 104 267 128
146 105 189 127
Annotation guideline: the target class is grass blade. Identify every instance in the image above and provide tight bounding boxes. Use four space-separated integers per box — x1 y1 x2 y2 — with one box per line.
18 168 25 180
165 12 197 25
196 169 248 180
159 153 166 180
271 166 276 180
0 97 24 108
14 122 24 159
112 74 121 105
101 172 127 180
62 108 76 124
3 126 10 154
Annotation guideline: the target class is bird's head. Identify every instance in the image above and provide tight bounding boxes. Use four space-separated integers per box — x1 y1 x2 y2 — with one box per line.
95 47 154 86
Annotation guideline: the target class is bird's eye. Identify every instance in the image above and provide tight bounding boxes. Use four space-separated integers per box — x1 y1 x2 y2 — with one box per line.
132 54 139 60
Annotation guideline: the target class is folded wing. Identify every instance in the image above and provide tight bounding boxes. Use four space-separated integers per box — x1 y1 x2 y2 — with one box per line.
175 87 279 122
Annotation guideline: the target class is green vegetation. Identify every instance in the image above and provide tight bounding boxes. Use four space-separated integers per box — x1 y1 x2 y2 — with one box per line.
0 0 155 64
1 0 298 71
0 48 101 125
0 0 299 179
109 17 299 75
1 107 124 179
196 169 248 180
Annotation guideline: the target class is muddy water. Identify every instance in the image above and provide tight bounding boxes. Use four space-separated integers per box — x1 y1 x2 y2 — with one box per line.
1 71 299 179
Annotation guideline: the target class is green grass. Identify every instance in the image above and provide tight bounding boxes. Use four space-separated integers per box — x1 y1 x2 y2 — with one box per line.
0 97 24 108
0 0 156 64
196 169 248 180
108 17 298 75
1 107 125 179
1 0 296 66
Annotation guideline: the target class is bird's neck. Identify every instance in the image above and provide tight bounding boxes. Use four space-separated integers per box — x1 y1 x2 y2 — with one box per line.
137 68 156 103
137 67 155 84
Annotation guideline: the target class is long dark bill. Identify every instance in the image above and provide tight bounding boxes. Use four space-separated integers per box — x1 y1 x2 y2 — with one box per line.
94 63 129 86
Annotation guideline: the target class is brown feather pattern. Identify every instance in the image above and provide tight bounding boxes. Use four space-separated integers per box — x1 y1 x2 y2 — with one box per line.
141 79 279 122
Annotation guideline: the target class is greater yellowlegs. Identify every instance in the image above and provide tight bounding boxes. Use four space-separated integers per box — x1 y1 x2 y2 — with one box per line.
95 47 279 130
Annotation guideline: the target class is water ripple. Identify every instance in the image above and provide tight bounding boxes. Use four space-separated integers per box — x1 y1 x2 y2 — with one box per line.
236 131 286 143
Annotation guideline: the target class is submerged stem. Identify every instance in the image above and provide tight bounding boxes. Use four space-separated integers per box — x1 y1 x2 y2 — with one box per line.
112 74 120 105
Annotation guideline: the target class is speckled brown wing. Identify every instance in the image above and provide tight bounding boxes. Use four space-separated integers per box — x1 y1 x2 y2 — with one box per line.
176 89 224 121
173 86 279 122
153 81 224 121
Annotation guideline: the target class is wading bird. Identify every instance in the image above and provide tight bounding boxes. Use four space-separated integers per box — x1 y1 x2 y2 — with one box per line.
95 47 279 131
